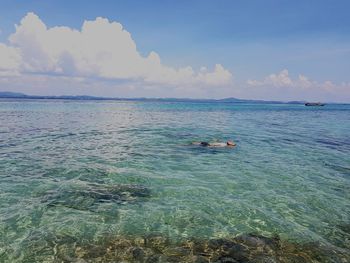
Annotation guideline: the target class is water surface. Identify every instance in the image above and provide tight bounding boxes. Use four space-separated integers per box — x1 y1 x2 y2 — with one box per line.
0 99 349 262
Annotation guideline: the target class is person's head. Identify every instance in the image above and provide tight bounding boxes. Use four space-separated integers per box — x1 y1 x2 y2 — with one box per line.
226 141 236 146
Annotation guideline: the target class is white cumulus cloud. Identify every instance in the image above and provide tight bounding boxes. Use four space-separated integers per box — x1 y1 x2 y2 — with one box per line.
2 12 232 89
246 69 350 102
247 69 314 88
0 43 21 76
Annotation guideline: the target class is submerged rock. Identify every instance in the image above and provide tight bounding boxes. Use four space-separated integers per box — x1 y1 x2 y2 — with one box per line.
249 256 277 263
78 183 151 202
144 235 169 253
132 247 145 261
163 246 191 257
145 254 161 263
234 233 280 249
192 255 210 263
19 231 350 263
43 183 151 211
214 256 239 263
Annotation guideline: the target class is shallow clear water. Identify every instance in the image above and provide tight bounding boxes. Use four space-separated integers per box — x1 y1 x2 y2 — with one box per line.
0 99 349 262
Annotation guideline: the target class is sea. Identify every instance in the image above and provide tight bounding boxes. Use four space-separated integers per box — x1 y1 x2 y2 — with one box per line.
0 99 349 262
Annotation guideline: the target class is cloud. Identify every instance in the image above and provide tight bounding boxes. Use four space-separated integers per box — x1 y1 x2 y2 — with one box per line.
0 13 348 101
2 12 232 90
246 69 350 102
247 69 313 88
0 43 21 76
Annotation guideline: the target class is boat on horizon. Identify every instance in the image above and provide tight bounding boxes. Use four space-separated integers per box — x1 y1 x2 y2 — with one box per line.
305 102 325 106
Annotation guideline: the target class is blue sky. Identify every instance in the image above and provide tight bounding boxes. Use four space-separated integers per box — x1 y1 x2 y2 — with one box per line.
0 0 349 101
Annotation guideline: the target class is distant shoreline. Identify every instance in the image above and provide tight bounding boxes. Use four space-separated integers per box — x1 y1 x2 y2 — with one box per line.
0 91 344 105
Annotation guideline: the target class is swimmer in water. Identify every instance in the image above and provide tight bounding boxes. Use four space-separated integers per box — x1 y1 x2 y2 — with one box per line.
191 141 236 147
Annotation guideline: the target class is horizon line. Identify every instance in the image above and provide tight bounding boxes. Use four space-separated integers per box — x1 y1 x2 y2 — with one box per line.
0 91 347 104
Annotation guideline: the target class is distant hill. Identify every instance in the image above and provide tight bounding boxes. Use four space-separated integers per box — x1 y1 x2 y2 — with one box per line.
0 91 28 98
0 91 307 104
0 91 112 100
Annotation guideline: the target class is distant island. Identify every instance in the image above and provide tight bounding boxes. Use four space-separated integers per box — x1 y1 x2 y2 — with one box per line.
1 91 342 105
0 91 312 104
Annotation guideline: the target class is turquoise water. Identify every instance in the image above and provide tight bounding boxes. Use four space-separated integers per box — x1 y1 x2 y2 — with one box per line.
0 99 349 262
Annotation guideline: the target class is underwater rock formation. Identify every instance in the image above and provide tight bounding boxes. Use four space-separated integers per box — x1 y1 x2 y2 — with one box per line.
42 183 151 211
26 233 348 263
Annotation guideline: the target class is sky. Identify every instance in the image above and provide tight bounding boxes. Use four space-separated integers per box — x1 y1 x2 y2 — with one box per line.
0 0 349 102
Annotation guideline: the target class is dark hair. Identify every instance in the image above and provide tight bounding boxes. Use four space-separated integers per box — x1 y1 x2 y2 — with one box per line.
200 142 210 146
